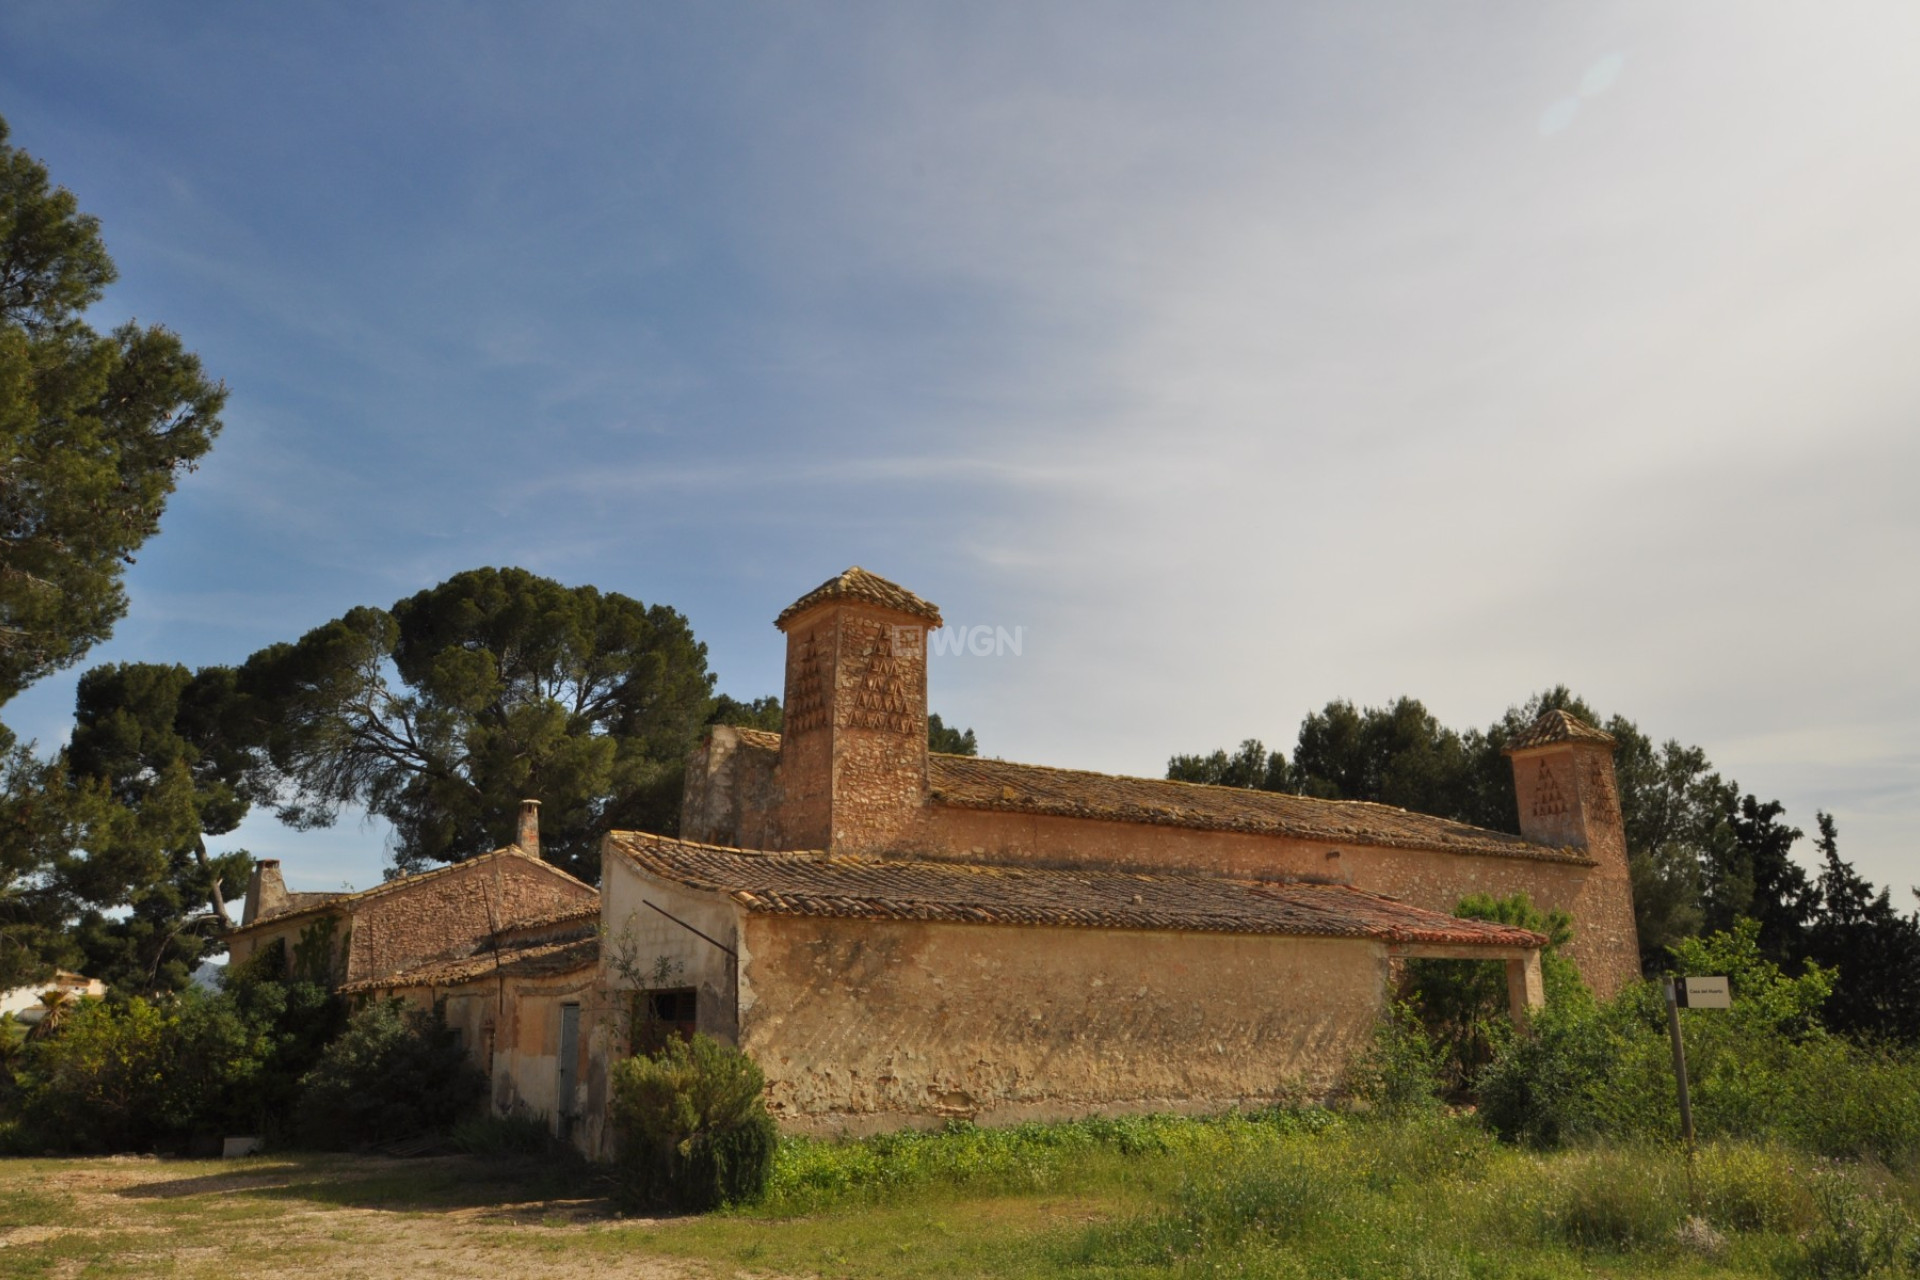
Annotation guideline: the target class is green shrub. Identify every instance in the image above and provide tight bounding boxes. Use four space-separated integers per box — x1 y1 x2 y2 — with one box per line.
5 990 270 1153
292 999 484 1150
1476 995 1635 1147
1348 1000 1443 1116
219 953 348 1143
609 1033 777 1212
1478 920 1920 1162
1404 893 1587 1091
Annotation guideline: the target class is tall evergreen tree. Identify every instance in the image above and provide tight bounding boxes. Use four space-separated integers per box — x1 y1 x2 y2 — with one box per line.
926 713 979 757
1806 812 1920 1042
1167 738 1287 790
242 567 716 881
0 116 225 706
60 663 258 991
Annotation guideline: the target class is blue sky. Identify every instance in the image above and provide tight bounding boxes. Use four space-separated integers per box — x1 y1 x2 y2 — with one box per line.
2 3 1916 896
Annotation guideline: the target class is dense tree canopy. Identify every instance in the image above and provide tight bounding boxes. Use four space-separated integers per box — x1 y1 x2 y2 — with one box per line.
0 116 225 707
926 713 978 757
0 662 255 993
242 567 717 880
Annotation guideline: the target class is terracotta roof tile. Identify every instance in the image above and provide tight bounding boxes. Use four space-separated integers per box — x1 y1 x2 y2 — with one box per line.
223 846 596 940
720 730 1583 863
496 903 601 941
607 831 1547 949
1504 709 1617 753
775 567 943 628
341 935 599 994
927 755 1589 862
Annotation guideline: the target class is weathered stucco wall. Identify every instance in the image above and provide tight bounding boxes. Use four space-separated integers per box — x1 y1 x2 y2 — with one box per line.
486 969 607 1154
382 965 608 1157
738 914 1387 1135
599 851 742 1042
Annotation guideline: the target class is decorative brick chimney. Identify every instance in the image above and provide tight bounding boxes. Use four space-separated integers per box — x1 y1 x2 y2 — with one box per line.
1505 709 1640 996
771 567 941 852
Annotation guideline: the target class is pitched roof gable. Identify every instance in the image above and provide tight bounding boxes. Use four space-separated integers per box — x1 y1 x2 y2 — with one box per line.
222 845 595 940
774 566 943 628
1504 709 1618 753
606 831 1547 949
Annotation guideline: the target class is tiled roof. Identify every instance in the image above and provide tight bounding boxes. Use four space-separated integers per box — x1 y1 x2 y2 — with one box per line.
927 755 1588 862
275 891 346 918
774 567 943 628
606 831 1547 949
495 903 602 942
1504 709 1617 753
223 846 596 940
341 935 600 994
714 730 1579 862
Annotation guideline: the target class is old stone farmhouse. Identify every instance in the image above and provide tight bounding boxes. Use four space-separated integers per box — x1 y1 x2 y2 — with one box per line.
229 567 1636 1155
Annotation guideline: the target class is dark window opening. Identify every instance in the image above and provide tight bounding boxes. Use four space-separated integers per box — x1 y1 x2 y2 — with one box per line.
631 987 698 1054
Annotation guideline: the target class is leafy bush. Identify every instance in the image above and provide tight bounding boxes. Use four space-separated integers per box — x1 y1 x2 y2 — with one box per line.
292 999 484 1150
3 989 270 1153
219 945 348 1142
609 1033 777 1211
1477 921 1920 1163
1347 1000 1443 1116
1403 892 1587 1091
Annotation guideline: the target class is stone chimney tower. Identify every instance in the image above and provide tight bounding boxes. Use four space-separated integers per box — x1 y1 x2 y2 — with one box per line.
1505 709 1640 996
516 799 541 857
241 858 290 926
771 567 941 852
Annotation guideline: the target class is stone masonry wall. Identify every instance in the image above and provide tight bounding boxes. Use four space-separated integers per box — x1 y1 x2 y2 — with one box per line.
824 609 928 852
770 602 930 854
739 914 1387 1135
771 616 835 849
1511 741 1640 997
345 857 597 985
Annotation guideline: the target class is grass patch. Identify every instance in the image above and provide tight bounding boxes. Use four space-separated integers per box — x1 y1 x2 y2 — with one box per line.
4 1115 1919 1278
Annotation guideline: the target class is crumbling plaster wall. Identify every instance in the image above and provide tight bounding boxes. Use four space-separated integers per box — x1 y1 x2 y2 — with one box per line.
380 968 607 1157
738 914 1387 1136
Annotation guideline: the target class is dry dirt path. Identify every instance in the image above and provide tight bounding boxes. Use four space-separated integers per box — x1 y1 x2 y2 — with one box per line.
0 1153 777 1279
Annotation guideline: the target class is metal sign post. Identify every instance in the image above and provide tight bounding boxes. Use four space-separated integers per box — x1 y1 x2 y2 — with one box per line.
1664 974 1730 1213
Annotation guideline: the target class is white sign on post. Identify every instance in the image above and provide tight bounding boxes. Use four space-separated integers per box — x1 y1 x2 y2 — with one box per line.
1678 976 1731 1009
